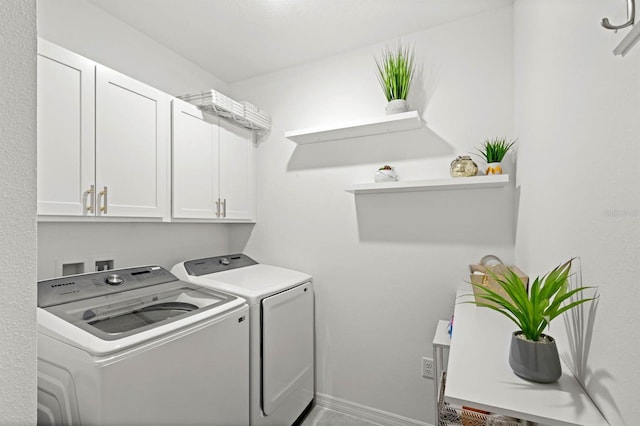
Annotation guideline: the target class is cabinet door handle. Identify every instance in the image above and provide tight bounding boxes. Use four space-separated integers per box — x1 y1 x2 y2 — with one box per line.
99 186 108 214
602 0 635 30
215 198 221 218
222 198 227 218
85 184 95 213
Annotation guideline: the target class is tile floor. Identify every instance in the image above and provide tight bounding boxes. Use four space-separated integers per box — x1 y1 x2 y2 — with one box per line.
299 406 383 426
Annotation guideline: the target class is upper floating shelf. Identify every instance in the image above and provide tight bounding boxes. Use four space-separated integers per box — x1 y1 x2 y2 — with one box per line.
284 110 422 144
345 174 510 194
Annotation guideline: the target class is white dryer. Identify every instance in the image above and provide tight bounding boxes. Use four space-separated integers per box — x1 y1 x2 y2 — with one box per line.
172 254 314 426
37 265 249 426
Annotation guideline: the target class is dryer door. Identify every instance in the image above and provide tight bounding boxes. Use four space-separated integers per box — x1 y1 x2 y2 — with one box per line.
261 282 314 416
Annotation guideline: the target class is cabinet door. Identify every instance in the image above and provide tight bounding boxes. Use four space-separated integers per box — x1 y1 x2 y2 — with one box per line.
37 39 95 216
172 100 220 219
219 119 256 221
95 66 169 218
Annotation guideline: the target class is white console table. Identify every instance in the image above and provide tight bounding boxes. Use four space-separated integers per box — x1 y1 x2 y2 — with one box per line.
444 291 609 426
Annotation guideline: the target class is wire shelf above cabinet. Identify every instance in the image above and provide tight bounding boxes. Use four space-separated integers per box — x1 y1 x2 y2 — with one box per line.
178 90 271 134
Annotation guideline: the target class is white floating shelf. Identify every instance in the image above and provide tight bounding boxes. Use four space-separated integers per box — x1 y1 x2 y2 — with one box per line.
345 174 510 194
284 110 422 144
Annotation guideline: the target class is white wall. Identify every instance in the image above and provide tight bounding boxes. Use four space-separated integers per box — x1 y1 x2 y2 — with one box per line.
0 0 37 424
36 0 233 280
37 0 229 96
33 1 639 424
230 7 515 423
38 223 230 280
514 1 640 425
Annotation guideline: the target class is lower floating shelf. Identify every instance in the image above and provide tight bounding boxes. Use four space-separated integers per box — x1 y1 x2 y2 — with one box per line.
345 174 510 194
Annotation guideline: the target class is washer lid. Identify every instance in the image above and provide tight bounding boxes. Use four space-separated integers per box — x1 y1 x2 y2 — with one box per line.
42 280 241 341
38 266 246 348
180 264 312 305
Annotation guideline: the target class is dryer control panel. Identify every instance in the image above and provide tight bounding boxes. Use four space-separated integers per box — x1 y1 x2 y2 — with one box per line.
184 254 258 276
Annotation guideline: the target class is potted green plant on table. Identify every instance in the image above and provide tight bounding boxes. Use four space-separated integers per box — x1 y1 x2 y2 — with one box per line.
375 43 415 115
470 259 596 383
476 137 516 175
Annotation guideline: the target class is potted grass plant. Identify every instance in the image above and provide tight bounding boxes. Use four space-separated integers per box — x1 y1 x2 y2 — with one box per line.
375 43 415 115
470 259 596 383
476 137 516 175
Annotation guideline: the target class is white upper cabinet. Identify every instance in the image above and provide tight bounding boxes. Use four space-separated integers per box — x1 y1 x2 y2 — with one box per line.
37 40 170 219
95 66 170 218
218 119 256 220
37 40 254 222
37 39 96 216
172 99 256 222
172 101 219 219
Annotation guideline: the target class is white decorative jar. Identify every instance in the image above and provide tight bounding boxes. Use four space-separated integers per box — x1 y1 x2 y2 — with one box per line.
375 167 399 182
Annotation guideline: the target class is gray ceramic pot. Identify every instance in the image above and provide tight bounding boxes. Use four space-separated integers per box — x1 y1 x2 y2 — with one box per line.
509 331 562 383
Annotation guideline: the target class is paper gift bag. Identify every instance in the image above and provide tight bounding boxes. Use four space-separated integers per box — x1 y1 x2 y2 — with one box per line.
469 255 528 307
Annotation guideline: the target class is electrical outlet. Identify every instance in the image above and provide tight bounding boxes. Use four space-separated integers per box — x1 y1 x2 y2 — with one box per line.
422 357 434 379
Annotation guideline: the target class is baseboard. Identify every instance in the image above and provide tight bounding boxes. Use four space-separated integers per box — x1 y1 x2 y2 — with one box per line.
315 393 432 426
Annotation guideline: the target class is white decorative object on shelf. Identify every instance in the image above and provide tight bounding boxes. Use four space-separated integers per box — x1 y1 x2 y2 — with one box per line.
485 162 503 175
178 90 271 133
346 174 510 194
385 99 409 115
284 110 422 144
375 166 399 182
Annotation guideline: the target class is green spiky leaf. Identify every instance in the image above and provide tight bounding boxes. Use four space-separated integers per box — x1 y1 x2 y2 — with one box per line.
375 44 415 102
469 258 597 341
476 137 516 163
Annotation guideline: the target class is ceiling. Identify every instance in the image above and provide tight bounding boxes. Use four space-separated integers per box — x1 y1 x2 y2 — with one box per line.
88 0 512 83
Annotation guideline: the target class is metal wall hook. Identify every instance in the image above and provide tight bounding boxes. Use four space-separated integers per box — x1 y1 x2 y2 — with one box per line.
602 0 635 30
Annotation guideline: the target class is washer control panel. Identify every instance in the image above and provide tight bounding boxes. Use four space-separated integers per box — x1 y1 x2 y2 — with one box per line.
38 266 177 308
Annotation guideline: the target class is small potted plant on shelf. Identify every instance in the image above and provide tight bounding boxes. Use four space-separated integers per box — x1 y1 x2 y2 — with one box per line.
476 137 516 175
375 43 415 115
375 165 399 182
469 259 596 383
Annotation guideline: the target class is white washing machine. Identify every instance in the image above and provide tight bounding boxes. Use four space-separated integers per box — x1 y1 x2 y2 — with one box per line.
37 265 249 426
172 254 314 426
